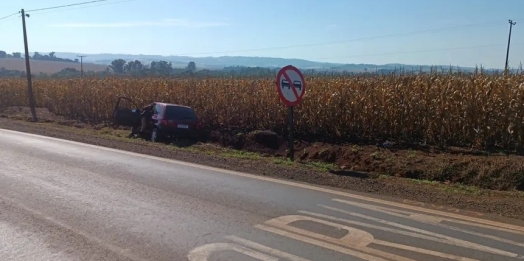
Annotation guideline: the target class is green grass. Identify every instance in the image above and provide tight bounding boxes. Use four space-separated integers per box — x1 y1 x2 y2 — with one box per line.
441 183 482 195
219 148 261 160
406 178 483 195
273 157 336 172
273 158 295 166
301 161 337 172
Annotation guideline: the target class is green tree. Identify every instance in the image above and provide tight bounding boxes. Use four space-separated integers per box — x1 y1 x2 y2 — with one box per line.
125 60 144 73
32 52 42 59
109 59 126 74
150 60 173 76
186 61 196 72
0 51 6 58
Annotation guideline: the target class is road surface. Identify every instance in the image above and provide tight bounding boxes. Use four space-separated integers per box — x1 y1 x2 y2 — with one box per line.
0 128 523 261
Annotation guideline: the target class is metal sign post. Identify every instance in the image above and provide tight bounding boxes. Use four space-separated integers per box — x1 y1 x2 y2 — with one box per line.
276 65 306 161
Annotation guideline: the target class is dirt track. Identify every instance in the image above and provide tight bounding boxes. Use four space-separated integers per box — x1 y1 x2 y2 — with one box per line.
1 109 524 221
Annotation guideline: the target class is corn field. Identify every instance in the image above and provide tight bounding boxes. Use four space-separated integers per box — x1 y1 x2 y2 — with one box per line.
2 74 524 150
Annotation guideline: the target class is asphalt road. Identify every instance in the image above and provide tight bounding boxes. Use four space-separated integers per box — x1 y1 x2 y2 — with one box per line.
0 129 523 261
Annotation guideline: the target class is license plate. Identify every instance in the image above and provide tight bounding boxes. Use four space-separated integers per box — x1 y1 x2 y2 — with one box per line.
177 124 189 129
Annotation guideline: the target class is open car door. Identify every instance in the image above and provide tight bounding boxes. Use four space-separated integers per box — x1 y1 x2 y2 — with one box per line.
113 96 140 127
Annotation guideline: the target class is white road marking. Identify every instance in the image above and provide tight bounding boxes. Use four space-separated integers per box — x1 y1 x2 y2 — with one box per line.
299 211 446 242
333 198 524 236
372 240 480 261
330 199 524 247
300 210 519 258
186 242 278 261
225 235 313 261
259 214 418 261
255 224 392 261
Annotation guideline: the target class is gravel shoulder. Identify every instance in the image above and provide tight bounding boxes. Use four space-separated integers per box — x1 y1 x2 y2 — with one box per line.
1 113 524 222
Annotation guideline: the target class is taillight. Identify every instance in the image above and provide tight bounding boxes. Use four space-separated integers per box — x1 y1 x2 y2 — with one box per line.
195 120 200 129
160 119 168 126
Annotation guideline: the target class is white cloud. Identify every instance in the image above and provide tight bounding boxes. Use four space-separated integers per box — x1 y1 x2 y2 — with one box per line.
48 19 230 28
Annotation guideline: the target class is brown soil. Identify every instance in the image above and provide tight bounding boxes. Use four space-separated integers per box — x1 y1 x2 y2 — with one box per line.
203 126 524 192
1 106 524 221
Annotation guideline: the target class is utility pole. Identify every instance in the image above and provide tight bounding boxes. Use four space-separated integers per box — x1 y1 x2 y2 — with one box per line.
21 9 37 122
77 55 86 78
505 19 516 75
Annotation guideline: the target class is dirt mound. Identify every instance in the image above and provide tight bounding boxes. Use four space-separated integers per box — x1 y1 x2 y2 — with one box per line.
201 128 524 191
207 129 245 149
207 129 285 153
294 143 524 191
243 130 285 153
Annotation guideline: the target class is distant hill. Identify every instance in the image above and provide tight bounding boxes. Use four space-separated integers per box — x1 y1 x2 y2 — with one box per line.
0 58 108 74
47 52 485 73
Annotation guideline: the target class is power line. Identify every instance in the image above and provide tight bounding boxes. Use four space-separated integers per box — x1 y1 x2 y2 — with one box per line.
169 20 522 57
26 0 109 13
316 43 524 60
26 0 137 16
0 12 19 21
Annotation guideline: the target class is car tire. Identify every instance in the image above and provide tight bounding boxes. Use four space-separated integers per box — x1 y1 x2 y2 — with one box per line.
151 128 162 143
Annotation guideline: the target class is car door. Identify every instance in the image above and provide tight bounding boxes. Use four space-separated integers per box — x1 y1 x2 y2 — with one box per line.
150 104 163 127
112 97 140 127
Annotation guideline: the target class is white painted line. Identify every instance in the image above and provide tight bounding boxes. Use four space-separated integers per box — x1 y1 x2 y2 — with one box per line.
225 235 313 261
300 209 519 258
321 204 524 254
255 224 391 261
373 240 480 261
329 199 524 247
187 242 277 261
333 198 524 235
260 214 417 261
298 210 442 241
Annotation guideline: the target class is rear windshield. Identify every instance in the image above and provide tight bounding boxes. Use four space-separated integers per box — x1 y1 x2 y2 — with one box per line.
164 106 197 120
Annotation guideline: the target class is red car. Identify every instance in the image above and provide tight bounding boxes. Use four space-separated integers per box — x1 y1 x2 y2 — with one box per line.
113 97 200 143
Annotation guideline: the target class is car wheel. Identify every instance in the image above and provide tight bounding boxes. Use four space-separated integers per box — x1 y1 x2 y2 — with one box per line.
151 128 161 143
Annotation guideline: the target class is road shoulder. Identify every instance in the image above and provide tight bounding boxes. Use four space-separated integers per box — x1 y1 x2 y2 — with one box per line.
1 117 524 222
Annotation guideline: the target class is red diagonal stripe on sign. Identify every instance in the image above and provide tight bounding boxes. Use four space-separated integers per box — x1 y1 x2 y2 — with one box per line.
282 71 300 100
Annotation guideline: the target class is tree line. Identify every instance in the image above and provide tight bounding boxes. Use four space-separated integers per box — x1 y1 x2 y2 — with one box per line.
0 50 78 63
3 51 515 78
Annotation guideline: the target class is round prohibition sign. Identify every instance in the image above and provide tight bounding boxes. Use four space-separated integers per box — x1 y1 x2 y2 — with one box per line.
276 65 306 107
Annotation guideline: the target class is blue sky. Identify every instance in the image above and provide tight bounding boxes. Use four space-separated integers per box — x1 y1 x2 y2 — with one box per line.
1 0 524 68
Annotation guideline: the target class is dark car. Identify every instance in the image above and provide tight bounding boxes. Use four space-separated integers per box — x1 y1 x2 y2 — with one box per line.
280 79 302 90
113 97 200 143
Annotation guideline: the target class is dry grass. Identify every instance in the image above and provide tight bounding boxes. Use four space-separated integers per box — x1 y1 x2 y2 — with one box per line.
2 74 524 151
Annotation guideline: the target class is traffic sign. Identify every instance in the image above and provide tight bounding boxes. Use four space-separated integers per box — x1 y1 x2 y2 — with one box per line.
276 65 306 107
